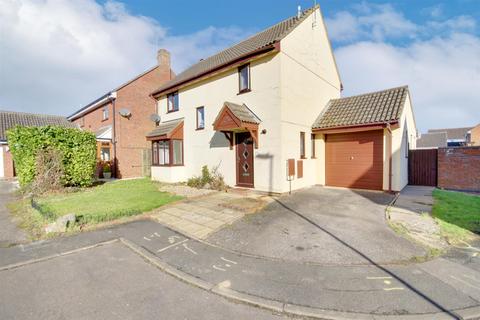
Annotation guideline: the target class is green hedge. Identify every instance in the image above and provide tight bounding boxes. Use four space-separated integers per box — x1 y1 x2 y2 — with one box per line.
7 126 97 187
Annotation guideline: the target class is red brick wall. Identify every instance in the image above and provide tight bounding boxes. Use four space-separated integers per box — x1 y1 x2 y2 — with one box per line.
438 147 480 191
71 63 172 178
114 65 172 178
3 146 15 178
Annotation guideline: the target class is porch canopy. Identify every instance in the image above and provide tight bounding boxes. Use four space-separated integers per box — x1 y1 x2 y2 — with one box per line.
95 125 112 142
212 102 261 149
146 118 184 140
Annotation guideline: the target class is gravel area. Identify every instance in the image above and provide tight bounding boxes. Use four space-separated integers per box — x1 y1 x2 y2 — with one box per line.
158 184 218 198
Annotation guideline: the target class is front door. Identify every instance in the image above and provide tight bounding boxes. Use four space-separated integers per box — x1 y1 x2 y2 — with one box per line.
235 132 254 188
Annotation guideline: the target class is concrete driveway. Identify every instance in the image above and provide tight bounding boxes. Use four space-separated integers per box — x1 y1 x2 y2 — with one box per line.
208 186 427 265
0 180 26 247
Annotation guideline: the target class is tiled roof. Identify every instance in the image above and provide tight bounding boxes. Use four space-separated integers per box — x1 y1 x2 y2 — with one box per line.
313 86 409 129
0 110 77 142
417 132 447 148
146 118 183 138
152 6 318 96
223 102 261 124
428 127 473 140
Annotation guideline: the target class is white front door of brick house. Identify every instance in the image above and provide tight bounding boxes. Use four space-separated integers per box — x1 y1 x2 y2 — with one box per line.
0 146 4 178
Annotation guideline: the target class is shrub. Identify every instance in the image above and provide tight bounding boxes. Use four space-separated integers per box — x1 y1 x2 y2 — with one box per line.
7 126 97 187
103 162 111 173
187 165 227 191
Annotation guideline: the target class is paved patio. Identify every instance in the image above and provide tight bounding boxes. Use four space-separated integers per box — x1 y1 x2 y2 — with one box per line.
152 191 268 239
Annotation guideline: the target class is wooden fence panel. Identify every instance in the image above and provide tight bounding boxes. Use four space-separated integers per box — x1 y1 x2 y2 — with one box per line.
408 149 438 186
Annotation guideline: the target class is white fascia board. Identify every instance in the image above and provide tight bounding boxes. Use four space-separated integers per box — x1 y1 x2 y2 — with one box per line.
67 92 117 121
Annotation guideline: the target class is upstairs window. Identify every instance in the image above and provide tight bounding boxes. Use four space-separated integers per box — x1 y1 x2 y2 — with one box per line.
102 106 109 120
196 106 205 130
300 132 306 159
167 91 179 112
238 64 250 93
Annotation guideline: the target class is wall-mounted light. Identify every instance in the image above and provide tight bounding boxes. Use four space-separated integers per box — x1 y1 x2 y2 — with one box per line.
261 129 267 134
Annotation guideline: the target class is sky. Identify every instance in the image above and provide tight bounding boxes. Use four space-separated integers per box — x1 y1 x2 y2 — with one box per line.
0 0 479 133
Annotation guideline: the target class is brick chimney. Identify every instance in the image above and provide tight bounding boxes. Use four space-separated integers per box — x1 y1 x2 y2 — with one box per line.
157 49 170 67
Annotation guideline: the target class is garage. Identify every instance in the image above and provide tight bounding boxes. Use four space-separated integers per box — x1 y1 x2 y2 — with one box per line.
325 130 383 190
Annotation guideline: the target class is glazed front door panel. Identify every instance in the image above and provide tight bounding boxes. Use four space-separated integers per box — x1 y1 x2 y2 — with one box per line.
235 132 254 188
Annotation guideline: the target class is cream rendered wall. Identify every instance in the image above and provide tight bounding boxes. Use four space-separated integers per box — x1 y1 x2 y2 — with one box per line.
0 146 4 178
279 6 342 191
151 166 186 182
390 94 417 191
381 93 417 192
153 53 284 193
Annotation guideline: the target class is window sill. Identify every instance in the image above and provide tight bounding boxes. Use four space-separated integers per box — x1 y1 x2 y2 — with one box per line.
167 109 179 114
300 156 307 160
101 118 109 122
237 89 251 95
195 127 205 131
152 164 184 167
311 157 317 159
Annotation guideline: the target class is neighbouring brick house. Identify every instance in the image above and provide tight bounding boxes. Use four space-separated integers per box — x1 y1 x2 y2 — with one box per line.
68 49 174 178
469 123 480 146
0 110 77 179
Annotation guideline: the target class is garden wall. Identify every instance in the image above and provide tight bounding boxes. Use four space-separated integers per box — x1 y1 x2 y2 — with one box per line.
438 146 480 192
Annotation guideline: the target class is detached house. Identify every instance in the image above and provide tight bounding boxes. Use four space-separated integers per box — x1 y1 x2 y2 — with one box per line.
148 5 417 193
68 49 174 178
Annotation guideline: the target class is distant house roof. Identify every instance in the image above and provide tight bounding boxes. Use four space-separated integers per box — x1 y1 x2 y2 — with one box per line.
151 6 320 97
416 132 447 148
312 86 409 130
428 127 473 141
146 118 183 139
0 110 77 142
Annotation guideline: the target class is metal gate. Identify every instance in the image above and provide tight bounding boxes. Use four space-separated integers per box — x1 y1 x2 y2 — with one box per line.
408 149 438 186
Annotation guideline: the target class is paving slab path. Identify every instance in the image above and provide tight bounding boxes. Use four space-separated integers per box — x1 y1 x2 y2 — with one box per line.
1 220 479 320
0 180 26 247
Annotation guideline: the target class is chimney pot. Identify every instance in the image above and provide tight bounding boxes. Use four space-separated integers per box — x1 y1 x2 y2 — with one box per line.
157 49 170 67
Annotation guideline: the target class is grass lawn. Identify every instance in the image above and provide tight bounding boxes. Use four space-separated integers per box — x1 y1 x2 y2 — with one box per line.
432 188 480 243
9 178 182 239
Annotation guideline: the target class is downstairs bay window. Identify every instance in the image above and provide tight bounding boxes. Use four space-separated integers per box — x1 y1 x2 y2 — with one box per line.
152 139 183 166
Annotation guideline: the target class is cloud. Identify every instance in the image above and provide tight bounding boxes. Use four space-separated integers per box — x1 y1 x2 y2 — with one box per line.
325 3 417 43
334 33 480 132
0 0 251 116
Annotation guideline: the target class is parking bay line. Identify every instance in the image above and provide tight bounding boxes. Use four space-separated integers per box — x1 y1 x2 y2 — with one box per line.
157 239 188 253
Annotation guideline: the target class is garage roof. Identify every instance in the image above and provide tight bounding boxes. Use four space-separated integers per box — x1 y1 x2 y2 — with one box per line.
313 86 409 130
0 110 77 142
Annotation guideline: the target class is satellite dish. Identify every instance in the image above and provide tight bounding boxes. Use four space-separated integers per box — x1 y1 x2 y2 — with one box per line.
119 108 131 117
149 114 161 123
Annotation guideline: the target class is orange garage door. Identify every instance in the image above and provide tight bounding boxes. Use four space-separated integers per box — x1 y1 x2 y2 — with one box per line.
325 130 384 190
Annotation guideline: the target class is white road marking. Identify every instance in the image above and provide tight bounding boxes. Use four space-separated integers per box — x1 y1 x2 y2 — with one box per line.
157 239 188 253
168 236 181 244
462 274 480 284
383 280 391 285
213 265 226 271
143 237 151 241
473 252 478 257
450 275 480 290
221 257 238 265
182 243 198 255
384 287 404 291
154 232 161 237
367 276 392 280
